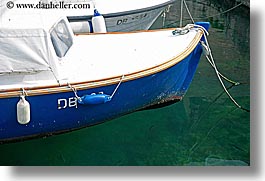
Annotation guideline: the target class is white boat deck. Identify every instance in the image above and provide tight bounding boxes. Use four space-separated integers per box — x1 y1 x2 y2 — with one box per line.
0 28 201 90
62 29 199 83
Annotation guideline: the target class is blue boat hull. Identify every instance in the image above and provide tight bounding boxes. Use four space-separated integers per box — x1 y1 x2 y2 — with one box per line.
0 40 203 143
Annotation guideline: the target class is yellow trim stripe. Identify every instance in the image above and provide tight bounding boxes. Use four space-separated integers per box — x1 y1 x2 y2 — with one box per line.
0 29 204 98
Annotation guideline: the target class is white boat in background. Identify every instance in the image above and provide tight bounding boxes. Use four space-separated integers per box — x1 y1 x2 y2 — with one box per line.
72 0 176 32
0 0 175 32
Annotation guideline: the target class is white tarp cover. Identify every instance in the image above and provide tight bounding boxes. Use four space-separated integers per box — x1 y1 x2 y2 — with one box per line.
0 28 51 74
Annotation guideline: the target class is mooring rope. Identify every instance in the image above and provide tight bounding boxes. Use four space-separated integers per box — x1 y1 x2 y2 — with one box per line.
179 1 250 112
176 1 244 28
179 0 194 27
188 23 240 86
201 2 243 20
204 52 240 86
201 36 249 112
183 0 194 24
180 0 184 27
199 27 250 112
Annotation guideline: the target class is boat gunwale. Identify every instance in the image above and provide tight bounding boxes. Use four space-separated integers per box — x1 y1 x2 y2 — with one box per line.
75 27 176 35
0 28 204 98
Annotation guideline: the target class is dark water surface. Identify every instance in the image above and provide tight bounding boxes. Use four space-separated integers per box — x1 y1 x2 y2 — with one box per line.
0 0 250 166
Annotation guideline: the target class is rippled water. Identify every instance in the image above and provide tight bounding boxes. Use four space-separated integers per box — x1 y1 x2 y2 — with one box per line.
0 0 250 166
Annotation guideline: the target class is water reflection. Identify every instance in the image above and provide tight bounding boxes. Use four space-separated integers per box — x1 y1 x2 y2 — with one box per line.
0 0 250 166
157 0 250 57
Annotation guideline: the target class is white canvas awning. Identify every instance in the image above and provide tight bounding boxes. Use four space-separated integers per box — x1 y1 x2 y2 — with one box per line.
0 28 51 74
0 4 68 75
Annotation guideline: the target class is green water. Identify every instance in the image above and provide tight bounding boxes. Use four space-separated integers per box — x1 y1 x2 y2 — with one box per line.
0 0 250 166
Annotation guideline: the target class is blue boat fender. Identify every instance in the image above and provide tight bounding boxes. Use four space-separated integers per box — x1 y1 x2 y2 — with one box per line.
76 75 124 105
78 93 112 105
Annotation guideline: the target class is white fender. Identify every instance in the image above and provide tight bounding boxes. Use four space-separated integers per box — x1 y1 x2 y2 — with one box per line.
17 96 30 125
92 9 107 33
